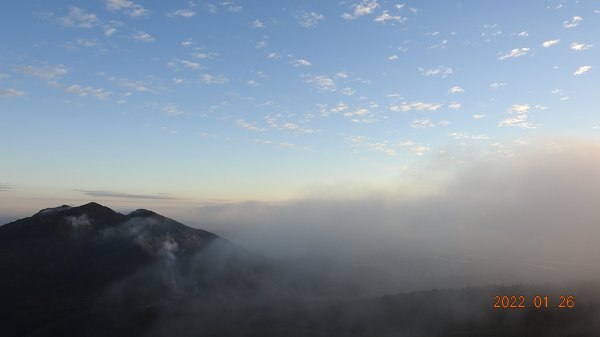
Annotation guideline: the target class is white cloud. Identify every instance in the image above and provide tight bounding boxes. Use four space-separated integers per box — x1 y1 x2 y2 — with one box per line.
343 1 379 20
106 0 149 17
168 59 201 71
162 104 183 117
448 102 461 110
490 82 506 88
498 114 538 129
570 42 593 51
220 2 242 13
449 132 489 140
341 87 355 96
374 10 405 23
573 65 592 75
236 119 263 132
133 31 154 42
390 101 442 112
173 78 185 84
499 47 530 60
419 66 453 77
104 26 118 36
60 6 99 28
508 104 530 114
542 39 560 48
253 139 295 149
297 11 324 28
1 88 25 98
17 65 69 80
411 119 436 129
305 75 336 92
481 24 502 42
251 19 265 28
344 108 370 117
563 16 582 28
347 135 396 156
330 102 348 113
201 73 229 84
204 3 217 14
473 114 487 120
448 86 464 94
516 31 529 37
65 84 111 99
181 40 194 47
168 9 196 18
291 59 312 67
335 71 349 79
388 54 399 61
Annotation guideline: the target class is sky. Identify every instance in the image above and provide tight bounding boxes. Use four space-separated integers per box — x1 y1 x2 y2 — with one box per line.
1 0 600 216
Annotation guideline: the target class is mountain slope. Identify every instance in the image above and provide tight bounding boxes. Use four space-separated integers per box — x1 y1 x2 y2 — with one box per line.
0 202 274 337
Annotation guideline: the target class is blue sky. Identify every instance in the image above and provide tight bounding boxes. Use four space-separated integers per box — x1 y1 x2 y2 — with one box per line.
1 0 599 213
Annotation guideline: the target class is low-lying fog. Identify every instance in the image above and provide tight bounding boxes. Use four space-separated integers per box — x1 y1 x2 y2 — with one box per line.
178 139 600 293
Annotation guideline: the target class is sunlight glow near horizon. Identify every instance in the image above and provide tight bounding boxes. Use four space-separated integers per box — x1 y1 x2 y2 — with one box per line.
1 0 600 210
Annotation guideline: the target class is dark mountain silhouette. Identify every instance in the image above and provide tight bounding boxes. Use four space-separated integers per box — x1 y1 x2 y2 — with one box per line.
1 203 599 337
0 202 277 337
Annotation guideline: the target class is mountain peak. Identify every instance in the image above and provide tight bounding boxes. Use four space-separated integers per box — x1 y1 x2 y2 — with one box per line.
128 209 157 217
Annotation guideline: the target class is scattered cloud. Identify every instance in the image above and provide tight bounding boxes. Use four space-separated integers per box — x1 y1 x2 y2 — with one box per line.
168 9 196 18
104 26 118 36
236 119 264 132
201 73 229 84
1 88 25 98
251 19 265 28
60 6 99 28
490 82 506 88
291 59 312 67
516 31 529 37
65 84 111 99
347 135 397 156
305 75 336 92
162 104 183 117
411 119 436 129
132 31 154 42
573 65 592 75
342 1 379 20
253 139 295 149
481 24 502 42
220 2 242 13
419 66 453 77
448 102 461 110
542 39 560 48
390 101 442 112
106 0 150 17
448 86 464 94
374 10 405 23
563 16 582 28
473 114 487 120
16 65 68 80
570 42 593 51
448 132 489 140
388 55 398 61
77 190 175 200
296 11 324 28
507 104 531 114
341 87 355 96
168 59 201 71
498 114 538 129
499 47 530 60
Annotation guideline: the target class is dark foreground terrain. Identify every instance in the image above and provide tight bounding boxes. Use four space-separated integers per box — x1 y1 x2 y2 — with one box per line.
1 203 599 337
